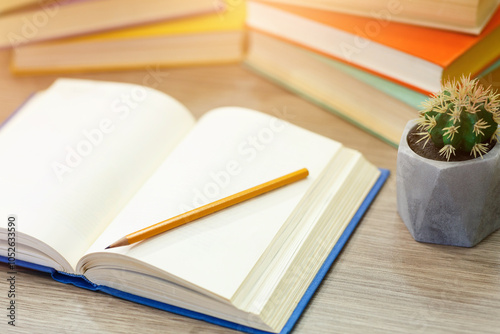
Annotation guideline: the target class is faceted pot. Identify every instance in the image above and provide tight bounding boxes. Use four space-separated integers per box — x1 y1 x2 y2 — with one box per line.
397 120 500 247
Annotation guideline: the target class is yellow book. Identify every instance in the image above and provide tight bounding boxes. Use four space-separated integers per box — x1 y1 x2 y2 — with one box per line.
11 2 245 74
1 0 220 49
79 1 245 41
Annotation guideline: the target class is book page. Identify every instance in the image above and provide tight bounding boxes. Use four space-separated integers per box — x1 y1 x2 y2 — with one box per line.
0 79 195 271
83 107 342 300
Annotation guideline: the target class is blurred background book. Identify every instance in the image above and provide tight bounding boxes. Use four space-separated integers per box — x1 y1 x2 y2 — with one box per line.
0 0 43 15
245 30 424 147
3 0 500 147
260 0 500 34
11 3 245 73
0 0 222 49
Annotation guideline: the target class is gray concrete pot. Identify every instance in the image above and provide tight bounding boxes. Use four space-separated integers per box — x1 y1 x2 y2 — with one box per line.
397 120 500 247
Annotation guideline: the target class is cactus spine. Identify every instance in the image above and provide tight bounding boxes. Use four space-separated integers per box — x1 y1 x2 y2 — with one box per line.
417 76 500 161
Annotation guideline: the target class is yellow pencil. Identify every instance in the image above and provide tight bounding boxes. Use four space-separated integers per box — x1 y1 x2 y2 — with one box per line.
106 168 309 249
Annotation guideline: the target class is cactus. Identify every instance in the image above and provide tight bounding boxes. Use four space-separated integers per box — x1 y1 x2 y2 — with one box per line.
416 75 500 161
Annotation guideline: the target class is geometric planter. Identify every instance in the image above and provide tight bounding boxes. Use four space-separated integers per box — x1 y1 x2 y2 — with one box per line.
397 120 500 247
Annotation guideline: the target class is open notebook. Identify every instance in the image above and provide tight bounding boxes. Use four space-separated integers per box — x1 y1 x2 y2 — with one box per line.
0 79 388 333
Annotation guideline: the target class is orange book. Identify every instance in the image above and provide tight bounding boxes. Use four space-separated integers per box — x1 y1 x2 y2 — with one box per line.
247 1 500 94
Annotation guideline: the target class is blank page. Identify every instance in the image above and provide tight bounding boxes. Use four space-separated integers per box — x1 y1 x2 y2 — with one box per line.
0 79 195 270
86 107 342 300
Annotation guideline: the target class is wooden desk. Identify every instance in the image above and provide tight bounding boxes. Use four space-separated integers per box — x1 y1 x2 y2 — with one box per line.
1 49 499 334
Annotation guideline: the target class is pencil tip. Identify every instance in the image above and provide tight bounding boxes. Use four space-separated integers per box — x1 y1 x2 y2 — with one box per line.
105 237 130 249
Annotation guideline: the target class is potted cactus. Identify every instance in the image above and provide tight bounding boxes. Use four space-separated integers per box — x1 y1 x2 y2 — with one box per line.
397 76 500 247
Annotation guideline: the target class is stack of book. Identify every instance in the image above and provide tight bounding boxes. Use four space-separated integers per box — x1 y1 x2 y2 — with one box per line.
245 0 500 147
4 0 245 73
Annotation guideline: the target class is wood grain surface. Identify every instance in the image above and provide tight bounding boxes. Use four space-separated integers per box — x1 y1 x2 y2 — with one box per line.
0 49 499 334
